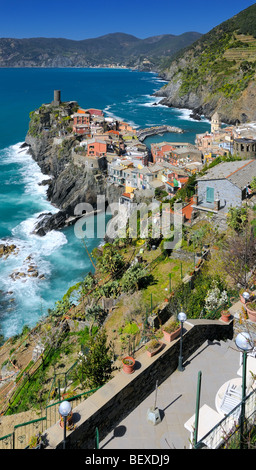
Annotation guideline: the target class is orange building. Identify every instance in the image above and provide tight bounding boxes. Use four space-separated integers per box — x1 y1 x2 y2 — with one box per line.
72 112 91 135
119 121 136 134
87 139 107 157
73 113 90 125
76 108 88 114
168 197 194 222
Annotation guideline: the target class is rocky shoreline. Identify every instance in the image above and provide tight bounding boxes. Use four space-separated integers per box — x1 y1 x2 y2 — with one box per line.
0 243 19 259
0 243 45 285
154 64 256 126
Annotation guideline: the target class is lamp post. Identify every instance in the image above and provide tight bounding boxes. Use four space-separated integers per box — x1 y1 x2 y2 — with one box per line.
235 332 254 449
177 311 187 371
242 292 250 303
59 400 72 449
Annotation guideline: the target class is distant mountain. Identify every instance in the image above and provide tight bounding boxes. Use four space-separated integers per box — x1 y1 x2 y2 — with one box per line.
156 4 256 124
0 31 202 69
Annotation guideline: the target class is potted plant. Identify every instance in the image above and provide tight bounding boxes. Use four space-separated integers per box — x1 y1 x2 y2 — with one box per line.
162 320 181 342
245 300 256 322
59 410 74 430
146 338 164 357
220 309 231 323
28 432 45 449
122 356 135 374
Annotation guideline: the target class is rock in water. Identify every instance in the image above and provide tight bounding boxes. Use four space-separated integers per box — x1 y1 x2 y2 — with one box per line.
32 210 68 236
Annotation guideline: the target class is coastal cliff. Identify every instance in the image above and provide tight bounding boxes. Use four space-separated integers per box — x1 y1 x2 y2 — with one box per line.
155 4 256 124
24 101 122 236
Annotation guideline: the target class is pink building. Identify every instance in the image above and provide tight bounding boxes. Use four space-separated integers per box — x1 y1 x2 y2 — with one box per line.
85 108 104 117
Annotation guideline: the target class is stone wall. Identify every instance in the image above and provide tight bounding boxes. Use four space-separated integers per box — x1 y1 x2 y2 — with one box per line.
73 152 107 171
198 179 241 212
45 319 233 449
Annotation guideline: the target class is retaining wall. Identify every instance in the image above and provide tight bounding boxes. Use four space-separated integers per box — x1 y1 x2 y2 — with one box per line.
45 319 233 449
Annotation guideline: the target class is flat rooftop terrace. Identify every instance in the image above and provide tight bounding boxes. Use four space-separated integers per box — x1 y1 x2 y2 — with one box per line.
99 336 242 450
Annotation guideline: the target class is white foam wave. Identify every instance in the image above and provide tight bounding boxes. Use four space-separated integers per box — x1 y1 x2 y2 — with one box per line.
104 105 140 129
12 214 67 254
0 142 28 163
0 142 56 205
138 95 167 109
175 108 210 124
0 142 68 336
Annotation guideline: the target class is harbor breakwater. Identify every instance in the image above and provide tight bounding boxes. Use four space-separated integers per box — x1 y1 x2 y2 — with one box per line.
137 125 184 141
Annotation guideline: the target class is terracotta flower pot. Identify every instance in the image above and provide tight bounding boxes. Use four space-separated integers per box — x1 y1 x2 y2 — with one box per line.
59 411 73 429
146 341 164 357
220 312 231 323
122 356 135 374
245 303 256 322
240 293 251 304
163 326 181 343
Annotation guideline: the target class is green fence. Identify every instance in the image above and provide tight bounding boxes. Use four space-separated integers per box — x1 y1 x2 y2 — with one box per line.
47 360 78 403
0 432 14 450
0 387 100 449
14 417 47 449
45 387 100 429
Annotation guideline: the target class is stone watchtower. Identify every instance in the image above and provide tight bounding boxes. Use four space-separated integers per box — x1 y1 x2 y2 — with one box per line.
52 90 61 106
211 111 220 134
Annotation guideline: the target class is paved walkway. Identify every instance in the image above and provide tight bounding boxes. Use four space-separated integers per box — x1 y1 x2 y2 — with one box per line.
99 337 242 449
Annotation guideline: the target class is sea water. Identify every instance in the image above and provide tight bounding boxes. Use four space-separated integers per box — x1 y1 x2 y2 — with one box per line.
0 68 211 339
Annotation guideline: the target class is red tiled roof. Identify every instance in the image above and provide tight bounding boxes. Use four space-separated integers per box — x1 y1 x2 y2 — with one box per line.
169 197 194 221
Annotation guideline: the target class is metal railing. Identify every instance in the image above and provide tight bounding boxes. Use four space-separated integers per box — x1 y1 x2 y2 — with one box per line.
194 387 256 449
14 417 47 449
46 360 78 404
0 387 100 449
45 387 100 429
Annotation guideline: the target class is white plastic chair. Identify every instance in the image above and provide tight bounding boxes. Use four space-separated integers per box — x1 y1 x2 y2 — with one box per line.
219 382 241 416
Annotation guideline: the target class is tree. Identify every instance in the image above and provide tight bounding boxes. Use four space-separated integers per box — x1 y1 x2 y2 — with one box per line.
121 263 152 293
85 305 107 334
78 328 113 389
96 245 125 278
250 177 256 193
222 227 256 288
227 206 248 232
96 280 120 299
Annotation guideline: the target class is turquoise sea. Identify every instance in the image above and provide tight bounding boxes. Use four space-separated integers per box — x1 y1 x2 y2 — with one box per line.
0 68 211 339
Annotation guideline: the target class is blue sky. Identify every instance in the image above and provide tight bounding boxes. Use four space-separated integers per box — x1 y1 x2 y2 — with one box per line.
1 0 255 39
